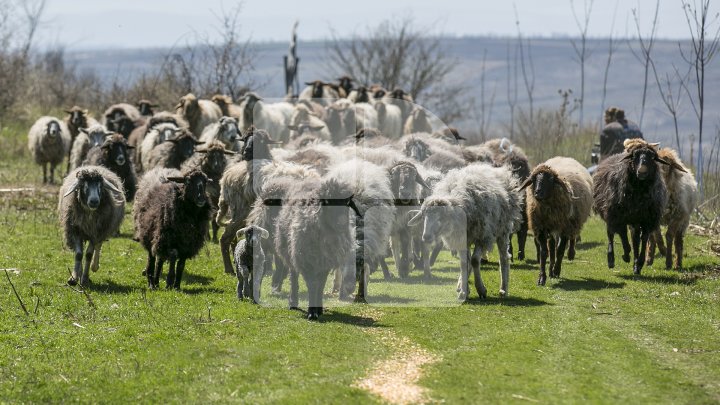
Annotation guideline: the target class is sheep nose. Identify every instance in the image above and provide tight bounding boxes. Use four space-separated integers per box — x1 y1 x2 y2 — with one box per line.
88 198 100 209
422 233 433 243
115 155 126 166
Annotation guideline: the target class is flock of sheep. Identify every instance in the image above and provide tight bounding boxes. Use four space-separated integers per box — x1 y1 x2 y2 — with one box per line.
26 76 699 320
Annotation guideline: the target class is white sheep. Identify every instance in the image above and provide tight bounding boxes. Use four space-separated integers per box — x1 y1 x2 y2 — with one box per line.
175 93 223 137
28 116 71 184
199 116 242 152
69 124 114 171
239 93 294 143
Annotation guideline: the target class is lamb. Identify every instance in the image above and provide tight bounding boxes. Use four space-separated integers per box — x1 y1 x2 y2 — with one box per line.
233 225 269 302
136 100 158 117
645 147 698 270
134 170 212 290
28 116 71 184
144 129 203 171
58 166 126 286
593 141 683 274
408 163 522 300
374 101 403 139
239 92 294 142
273 176 356 320
215 127 315 274
519 157 593 285
403 108 433 135
69 125 114 171
211 94 243 119
82 134 138 202
181 140 236 242
64 106 99 173
128 111 189 165
103 103 142 138
199 116 242 152
175 93 223 137
138 121 185 172
287 103 331 141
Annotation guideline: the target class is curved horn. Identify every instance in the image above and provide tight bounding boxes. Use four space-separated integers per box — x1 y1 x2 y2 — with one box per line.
236 226 249 240
518 177 534 191
415 174 431 190
165 176 185 183
655 157 688 173
258 226 270 239
103 178 122 195
223 149 237 155
407 209 423 226
62 180 80 198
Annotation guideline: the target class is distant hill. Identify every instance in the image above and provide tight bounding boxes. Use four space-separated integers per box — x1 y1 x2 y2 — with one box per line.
65 36 719 154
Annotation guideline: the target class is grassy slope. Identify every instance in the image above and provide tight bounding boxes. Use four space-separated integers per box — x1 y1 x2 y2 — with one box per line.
1 124 719 404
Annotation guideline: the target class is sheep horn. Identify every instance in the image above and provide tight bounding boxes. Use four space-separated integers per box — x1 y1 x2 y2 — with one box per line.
258 226 270 239
236 226 250 239
407 210 423 226
79 127 89 135
518 177 534 191
62 180 80 198
193 140 205 146
415 175 431 190
103 178 122 195
287 125 298 130
266 139 284 145
311 125 325 131
223 150 237 155
345 195 363 218
166 177 185 183
655 156 688 173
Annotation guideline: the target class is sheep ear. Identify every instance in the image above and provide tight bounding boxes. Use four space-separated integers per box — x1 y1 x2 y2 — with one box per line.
266 139 284 145
311 125 325 131
236 227 249 239
456 134 467 140
62 180 79 198
304 81 314 85
622 152 633 161
126 145 135 150
166 177 185 183
82 109 89 115
193 140 205 146
287 124 298 131
655 156 688 173
102 178 122 195
79 127 88 135
223 150 237 155
196 149 208 154
415 175 431 190
554 178 572 194
64 109 72 114
407 210 423 227
259 227 270 239
518 177 533 191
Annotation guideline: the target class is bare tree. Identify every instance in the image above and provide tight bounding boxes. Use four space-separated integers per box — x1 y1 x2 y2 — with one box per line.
327 17 458 119
651 62 690 157
470 49 496 142
514 6 536 126
570 0 594 126
680 0 720 197
506 40 519 139
628 0 660 128
600 1 619 122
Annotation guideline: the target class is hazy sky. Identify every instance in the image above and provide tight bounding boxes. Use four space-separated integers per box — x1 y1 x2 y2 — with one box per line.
37 0 697 49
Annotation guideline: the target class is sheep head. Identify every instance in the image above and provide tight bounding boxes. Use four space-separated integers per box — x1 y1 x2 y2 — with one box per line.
408 198 463 243
519 165 571 201
166 170 210 208
623 146 686 181
136 100 158 116
305 80 327 99
389 161 430 202
167 131 203 160
197 140 234 175
404 137 431 162
218 116 240 145
80 125 114 148
354 86 370 103
337 76 354 94
63 168 123 210
241 126 282 161
65 106 89 128
46 120 62 138
102 134 133 167
236 225 269 245
175 93 198 116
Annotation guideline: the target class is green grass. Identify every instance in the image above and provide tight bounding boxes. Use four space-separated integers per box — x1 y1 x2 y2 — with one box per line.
1 124 719 403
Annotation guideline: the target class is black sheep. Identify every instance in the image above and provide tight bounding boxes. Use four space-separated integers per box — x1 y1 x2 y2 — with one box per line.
593 145 673 274
83 134 138 202
135 170 212 289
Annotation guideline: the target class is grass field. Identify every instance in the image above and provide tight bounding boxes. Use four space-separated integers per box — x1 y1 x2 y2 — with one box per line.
1 125 719 404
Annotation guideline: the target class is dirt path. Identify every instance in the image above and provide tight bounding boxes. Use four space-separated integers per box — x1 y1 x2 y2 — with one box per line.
353 308 440 404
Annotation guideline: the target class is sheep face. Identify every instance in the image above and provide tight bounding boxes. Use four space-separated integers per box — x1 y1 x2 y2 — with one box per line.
136 100 157 116
338 76 353 94
66 108 88 128
389 163 429 202
82 127 113 148
306 81 325 98
238 225 269 246
109 116 135 138
288 122 325 140
529 172 556 201
102 136 132 167
202 147 229 175
218 117 240 144
404 139 431 162
626 148 660 181
47 121 61 138
409 200 463 244
171 171 210 208
168 135 201 160
355 86 370 103
241 128 278 161
157 125 178 144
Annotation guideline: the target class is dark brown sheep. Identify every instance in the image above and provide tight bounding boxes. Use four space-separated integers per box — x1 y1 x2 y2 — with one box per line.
83 133 138 202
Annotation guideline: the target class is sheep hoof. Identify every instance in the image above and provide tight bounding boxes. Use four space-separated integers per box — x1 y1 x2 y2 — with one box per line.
622 254 631 263
517 252 525 261
307 313 319 321
141 270 147 276
457 291 467 301
289 305 299 311
607 253 615 269
67 277 78 286
499 289 507 297
537 275 546 286
633 265 642 275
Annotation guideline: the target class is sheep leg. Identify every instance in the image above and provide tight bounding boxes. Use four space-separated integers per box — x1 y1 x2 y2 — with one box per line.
81 241 94 286
389 234 403 279
470 245 487 299
90 243 101 272
49 163 56 184
655 228 667 256
220 221 241 274
429 242 442 267
646 230 657 266
166 260 176 289
674 231 683 270
236 264 246 300
151 257 164 290
420 241 432 280
398 231 411 278
568 237 577 261
497 237 510 297
288 270 299 310
516 219 528 261
547 236 556 276
552 236 568 279
307 273 325 320
457 249 470 301
211 219 220 243
537 232 548 286
379 258 392 279
144 253 155 279
665 231 674 271
632 228 648 275
174 258 186 290
69 239 84 286
271 256 288 295
619 228 631 263
606 228 615 269
534 238 541 263
252 259 263 304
